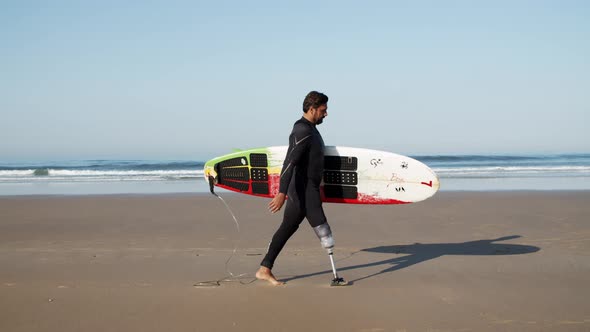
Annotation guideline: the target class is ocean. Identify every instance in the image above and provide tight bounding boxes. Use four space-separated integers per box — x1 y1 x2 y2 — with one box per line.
1 154 589 195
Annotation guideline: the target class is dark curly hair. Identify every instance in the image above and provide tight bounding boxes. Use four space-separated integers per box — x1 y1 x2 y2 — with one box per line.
302 91 328 113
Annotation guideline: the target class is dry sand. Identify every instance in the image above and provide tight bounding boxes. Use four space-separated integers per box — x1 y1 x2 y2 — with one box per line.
0 192 589 331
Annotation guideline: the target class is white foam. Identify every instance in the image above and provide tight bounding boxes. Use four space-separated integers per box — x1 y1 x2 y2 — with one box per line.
435 166 590 173
48 169 203 176
433 165 590 178
0 170 37 176
0 169 205 182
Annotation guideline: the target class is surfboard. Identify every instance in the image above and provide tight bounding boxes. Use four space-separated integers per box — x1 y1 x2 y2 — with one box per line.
203 146 440 204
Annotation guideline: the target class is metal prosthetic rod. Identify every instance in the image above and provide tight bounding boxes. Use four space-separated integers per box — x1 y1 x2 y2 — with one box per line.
313 223 348 286
328 253 347 286
329 253 338 279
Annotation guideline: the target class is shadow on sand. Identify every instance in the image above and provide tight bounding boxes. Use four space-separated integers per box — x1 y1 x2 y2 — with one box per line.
282 235 540 284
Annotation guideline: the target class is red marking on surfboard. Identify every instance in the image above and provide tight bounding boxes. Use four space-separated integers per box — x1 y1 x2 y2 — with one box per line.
421 181 433 187
268 173 281 197
217 181 411 204
214 173 412 204
319 188 410 205
323 195 409 205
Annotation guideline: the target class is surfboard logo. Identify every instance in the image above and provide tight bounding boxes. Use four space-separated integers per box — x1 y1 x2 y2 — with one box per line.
421 181 433 187
370 158 383 168
401 161 408 169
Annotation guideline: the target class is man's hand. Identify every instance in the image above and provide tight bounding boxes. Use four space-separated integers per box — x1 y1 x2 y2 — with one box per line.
268 193 286 213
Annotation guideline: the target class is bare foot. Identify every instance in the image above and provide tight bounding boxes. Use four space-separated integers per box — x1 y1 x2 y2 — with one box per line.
256 266 285 286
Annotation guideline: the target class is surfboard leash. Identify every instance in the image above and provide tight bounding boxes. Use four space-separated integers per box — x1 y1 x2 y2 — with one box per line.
193 178 257 287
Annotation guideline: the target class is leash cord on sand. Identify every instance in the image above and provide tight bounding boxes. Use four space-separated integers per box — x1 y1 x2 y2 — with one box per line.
194 193 257 287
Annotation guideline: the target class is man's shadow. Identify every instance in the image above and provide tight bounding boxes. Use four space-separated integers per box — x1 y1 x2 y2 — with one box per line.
282 235 540 284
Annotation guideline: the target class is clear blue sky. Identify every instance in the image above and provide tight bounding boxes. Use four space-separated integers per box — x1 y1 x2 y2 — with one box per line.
1 0 588 161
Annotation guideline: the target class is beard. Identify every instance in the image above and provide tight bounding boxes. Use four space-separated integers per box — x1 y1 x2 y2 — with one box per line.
316 117 324 125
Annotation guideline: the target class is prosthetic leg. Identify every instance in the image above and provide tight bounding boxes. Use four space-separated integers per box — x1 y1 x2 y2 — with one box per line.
313 223 348 286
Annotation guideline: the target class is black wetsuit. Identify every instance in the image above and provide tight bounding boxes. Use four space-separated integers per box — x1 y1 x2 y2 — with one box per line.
261 117 328 269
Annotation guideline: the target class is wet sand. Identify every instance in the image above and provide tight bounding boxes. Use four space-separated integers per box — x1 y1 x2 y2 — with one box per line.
1 192 589 331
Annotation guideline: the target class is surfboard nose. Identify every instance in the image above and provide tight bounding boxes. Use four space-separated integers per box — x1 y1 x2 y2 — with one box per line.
203 167 218 184
430 172 441 192
433 176 441 191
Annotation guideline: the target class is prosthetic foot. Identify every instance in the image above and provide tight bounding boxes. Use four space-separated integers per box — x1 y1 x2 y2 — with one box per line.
328 253 348 286
313 223 349 286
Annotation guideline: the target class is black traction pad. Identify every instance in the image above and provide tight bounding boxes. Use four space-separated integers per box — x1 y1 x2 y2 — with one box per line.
324 156 357 171
251 182 269 195
219 157 248 168
250 168 268 181
219 167 250 182
249 153 268 167
323 171 358 185
323 185 358 199
221 180 250 192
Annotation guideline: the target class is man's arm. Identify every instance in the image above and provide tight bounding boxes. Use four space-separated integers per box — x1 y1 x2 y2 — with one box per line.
278 132 312 194
268 128 312 213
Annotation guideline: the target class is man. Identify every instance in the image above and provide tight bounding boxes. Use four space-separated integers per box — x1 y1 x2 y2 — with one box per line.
256 91 343 286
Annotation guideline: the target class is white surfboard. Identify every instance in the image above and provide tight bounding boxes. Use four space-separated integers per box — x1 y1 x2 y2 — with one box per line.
204 146 440 204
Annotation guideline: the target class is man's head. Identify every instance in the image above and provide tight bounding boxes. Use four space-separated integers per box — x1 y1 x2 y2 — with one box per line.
303 91 328 125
